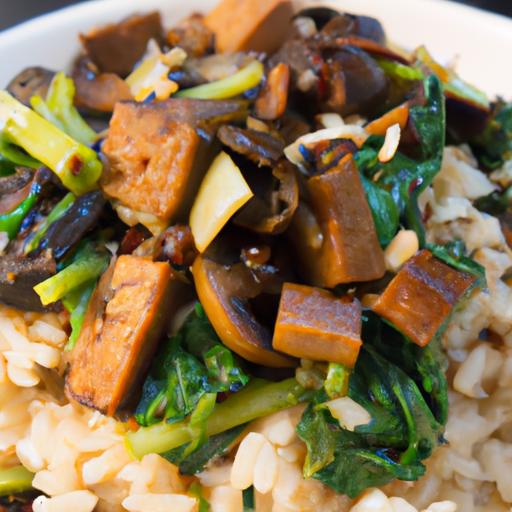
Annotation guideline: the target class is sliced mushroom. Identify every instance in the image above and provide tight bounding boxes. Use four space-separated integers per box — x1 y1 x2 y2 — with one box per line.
322 46 389 116
192 254 295 367
318 36 409 65
37 191 106 259
72 57 132 113
234 160 298 235
217 125 285 167
320 14 386 44
295 10 386 44
270 38 322 95
293 7 341 30
446 92 490 142
0 250 56 312
0 168 35 214
6 67 54 107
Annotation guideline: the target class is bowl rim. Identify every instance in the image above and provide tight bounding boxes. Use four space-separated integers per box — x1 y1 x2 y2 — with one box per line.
1 0 510 46
1 0 512 97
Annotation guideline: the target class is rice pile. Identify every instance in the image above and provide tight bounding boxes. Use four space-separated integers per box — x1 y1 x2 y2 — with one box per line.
0 146 511 511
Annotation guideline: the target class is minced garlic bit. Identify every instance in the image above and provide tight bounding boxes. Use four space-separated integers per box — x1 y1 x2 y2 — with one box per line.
378 123 401 163
384 229 419 272
317 113 345 129
325 397 371 432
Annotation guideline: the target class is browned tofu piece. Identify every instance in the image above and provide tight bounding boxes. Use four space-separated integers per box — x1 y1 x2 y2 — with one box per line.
273 283 362 367
101 102 201 223
80 12 164 77
205 0 294 54
372 250 477 347
290 155 386 288
66 256 178 415
101 99 248 224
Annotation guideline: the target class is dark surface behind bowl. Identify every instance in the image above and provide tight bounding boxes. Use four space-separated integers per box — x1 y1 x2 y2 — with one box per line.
0 0 511 32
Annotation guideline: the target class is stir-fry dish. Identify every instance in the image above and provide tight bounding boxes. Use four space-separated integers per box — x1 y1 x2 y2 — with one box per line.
0 1 511 511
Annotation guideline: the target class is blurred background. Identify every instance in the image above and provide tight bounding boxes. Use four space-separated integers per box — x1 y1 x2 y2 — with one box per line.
0 0 511 31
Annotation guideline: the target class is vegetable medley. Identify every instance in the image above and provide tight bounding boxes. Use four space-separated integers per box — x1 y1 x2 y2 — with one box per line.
0 0 511 504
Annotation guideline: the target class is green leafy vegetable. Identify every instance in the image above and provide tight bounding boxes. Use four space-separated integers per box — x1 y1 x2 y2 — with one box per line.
0 91 102 196
127 378 310 459
25 192 75 254
427 242 487 290
297 313 448 498
243 487 255 512
356 75 445 247
474 187 512 216
33 241 110 306
360 173 400 247
471 101 512 169
0 466 33 496
30 72 97 146
164 424 246 475
135 303 249 427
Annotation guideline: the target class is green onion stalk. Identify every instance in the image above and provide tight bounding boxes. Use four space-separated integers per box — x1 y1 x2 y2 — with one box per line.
30 72 97 146
34 243 109 306
62 280 96 351
0 90 102 196
0 134 40 175
127 378 310 459
176 60 264 100
0 465 33 496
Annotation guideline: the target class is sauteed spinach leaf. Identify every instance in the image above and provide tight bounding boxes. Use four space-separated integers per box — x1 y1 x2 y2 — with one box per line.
356 75 446 246
297 313 448 498
135 303 249 427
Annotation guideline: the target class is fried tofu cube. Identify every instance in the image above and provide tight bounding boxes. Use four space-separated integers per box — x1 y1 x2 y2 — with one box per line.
66 256 179 415
273 283 362 367
101 101 202 224
372 249 477 346
291 155 386 288
80 12 164 77
205 0 293 54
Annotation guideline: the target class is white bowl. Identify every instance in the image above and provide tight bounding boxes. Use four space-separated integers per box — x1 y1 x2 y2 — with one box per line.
0 0 511 98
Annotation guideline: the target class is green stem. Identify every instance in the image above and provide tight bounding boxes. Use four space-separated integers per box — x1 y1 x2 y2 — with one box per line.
176 60 264 100
25 192 75 254
34 244 109 306
127 378 308 458
0 466 33 496
0 91 102 196
62 279 96 351
43 72 97 145
0 135 40 170
0 187 39 240
325 363 351 399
